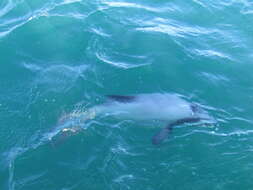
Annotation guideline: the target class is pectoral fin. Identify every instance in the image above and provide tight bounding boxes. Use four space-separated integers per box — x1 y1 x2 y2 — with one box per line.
152 125 173 145
152 117 201 145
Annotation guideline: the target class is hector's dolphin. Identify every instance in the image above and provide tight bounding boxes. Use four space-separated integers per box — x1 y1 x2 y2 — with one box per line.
58 93 211 145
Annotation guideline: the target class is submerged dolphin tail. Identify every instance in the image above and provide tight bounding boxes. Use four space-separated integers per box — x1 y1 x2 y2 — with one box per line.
152 117 201 145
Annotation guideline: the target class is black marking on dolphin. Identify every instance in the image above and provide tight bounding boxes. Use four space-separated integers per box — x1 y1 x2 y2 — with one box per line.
106 95 136 103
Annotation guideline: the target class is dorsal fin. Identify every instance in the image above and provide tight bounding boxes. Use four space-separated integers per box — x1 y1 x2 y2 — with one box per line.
106 95 136 103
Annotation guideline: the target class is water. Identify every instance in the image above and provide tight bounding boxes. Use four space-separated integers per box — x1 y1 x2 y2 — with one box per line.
1 0 253 189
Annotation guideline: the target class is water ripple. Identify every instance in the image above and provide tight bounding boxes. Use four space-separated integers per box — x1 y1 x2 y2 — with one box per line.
96 51 150 69
0 1 54 38
113 174 134 183
60 0 82 5
103 1 176 13
199 72 230 85
88 27 111 38
136 17 218 38
111 144 142 156
0 0 98 38
176 128 253 139
0 0 24 18
193 49 233 60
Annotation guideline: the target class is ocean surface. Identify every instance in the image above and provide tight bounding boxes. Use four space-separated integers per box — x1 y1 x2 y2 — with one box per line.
1 0 253 189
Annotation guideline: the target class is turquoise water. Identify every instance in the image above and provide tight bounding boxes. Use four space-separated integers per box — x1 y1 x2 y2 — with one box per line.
1 0 253 189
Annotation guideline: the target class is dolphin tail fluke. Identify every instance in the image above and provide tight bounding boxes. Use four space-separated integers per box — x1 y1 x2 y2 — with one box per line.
152 117 201 145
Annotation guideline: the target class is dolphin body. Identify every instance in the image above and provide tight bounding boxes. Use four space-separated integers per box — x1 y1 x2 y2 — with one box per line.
78 93 210 145
55 93 210 145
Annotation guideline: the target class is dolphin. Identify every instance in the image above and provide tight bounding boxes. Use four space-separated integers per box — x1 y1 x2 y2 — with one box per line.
57 93 211 145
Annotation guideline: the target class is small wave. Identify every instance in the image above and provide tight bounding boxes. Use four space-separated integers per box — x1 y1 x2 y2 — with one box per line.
136 17 218 38
60 0 82 5
0 0 24 18
199 72 230 85
0 1 55 38
44 12 87 19
193 49 233 60
22 62 42 72
103 1 175 13
176 128 253 139
0 0 91 38
104 1 156 12
225 116 253 124
241 8 253 15
111 144 142 156
0 17 30 38
89 27 111 37
96 52 151 69
192 0 208 9
113 174 134 183
210 0 253 11
239 0 253 15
